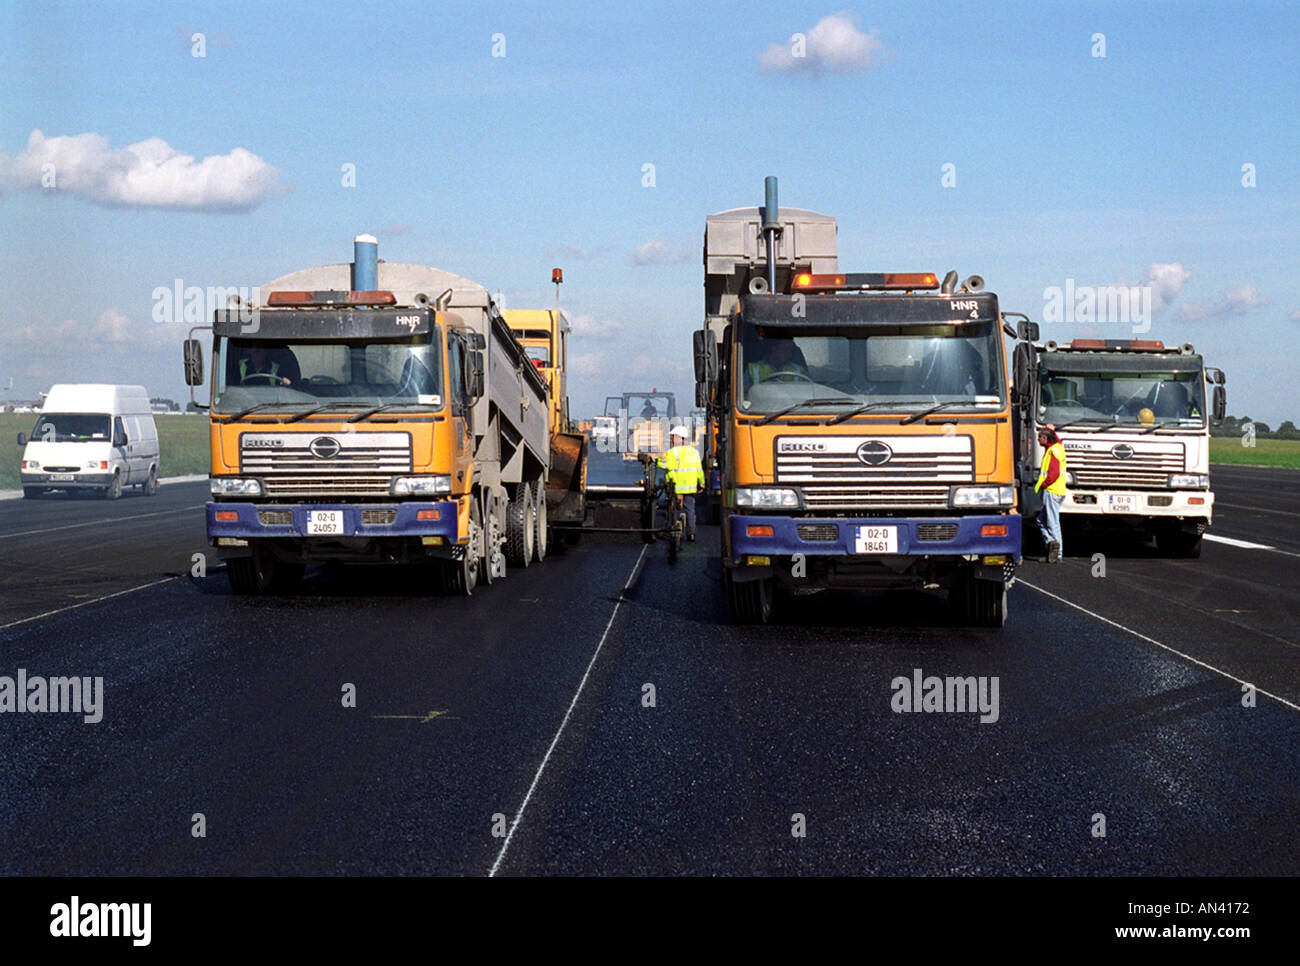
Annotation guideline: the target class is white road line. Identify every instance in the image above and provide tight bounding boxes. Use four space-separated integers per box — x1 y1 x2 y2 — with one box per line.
0 505 206 540
1203 533 1300 558
1019 579 1300 713
1204 533 1275 550
489 543 649 877
1215 502 1300 518
0 576 179 633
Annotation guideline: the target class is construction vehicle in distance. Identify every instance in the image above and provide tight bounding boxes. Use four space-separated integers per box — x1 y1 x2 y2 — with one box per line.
503 303 588 542
601 390 679 460
183 235 551 594
1011 336 1226 557
696 177 1021 626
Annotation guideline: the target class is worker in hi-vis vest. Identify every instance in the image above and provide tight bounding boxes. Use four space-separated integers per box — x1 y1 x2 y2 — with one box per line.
657 426 705 541
237 344 300 387
745 337 807 391
1034 425 1068 563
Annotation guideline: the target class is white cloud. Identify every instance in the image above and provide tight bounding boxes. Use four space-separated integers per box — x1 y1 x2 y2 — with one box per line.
1110 262 1191 314
93 308 132 343
1180 284 1268 322
570 351 609 377
631 239 689 265
1289 308 1300 322
569 314 624 339
759 13 885 75
0 130 279 211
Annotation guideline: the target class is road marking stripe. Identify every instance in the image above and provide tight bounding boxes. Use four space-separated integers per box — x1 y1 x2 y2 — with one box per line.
1203 533 1300 558
1019 579 1300 713
489 543 649 877
1204 534 1274 550
0 505 206 540
1215 502 1300 518
0 577 179 633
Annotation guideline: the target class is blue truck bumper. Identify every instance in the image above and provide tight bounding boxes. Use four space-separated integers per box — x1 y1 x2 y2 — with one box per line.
728 513 1021 562
207 501 459 541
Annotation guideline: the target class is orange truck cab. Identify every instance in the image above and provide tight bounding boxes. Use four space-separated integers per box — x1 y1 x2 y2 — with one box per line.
697 180 1020 626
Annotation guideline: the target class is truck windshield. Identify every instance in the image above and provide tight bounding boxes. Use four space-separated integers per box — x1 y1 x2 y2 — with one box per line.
1038 370 1205 428
737 322 1006 415
211 334 443 414
29 413 111 442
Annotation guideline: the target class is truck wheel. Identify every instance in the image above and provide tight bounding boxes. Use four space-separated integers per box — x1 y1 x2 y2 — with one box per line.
143 465 159 496
951 576 1007 628
22 486 41 499
227 553 301 595
506 484 535 568
446 500 483 595
726 571 773 624
532 481 548 562
1157 526 1202 558
481 494 504 585
103 472 123 500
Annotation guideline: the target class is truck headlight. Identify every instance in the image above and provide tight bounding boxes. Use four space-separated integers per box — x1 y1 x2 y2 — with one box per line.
1168 473 1209 489
1065 470 1076 486
210 477 263 496
392 475 452 496
733 487 800 508
950 485 1015 507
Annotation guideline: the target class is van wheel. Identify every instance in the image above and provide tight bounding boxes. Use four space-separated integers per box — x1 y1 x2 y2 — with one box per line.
22 486 41 499
143 466 159 496
103 472 123 500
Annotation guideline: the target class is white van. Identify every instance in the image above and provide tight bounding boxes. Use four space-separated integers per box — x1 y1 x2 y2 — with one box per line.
17 384 161 499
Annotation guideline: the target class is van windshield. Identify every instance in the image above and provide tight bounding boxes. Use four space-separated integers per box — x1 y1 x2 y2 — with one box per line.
30 413 111 442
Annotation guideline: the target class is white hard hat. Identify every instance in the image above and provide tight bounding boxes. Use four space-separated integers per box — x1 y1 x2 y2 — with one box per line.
670 425 690 439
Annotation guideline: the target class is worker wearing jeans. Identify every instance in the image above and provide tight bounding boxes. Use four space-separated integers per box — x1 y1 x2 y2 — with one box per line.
1035 426 1067 562
657 427 705 541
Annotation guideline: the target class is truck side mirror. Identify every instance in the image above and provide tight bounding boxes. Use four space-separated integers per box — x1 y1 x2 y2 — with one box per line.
695 381 709 409
469 350 485 400
1016 320 1039 342
16 432 26 445
1212 385 1226 423
1012 343 1034 409
692 330 718 383
183 339 205 386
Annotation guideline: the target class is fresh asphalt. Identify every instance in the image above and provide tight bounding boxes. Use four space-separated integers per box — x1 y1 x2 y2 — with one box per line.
0 466 1296 874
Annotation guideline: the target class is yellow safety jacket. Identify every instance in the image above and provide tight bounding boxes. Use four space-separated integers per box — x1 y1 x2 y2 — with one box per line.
658 444 705 494
239 358 280 382
746 360 802 386
1035 441 1067 496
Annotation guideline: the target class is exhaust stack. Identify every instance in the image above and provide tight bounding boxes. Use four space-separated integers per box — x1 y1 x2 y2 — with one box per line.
351 234 378 291
761 176 780 294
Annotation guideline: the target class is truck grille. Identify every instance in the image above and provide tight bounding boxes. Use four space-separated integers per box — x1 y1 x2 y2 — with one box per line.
240 431 412 498
916 523 959 541
1062 438 1184 490
776 434 972 510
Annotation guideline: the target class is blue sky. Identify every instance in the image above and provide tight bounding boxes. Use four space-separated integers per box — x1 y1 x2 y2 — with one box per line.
2 0 1297 423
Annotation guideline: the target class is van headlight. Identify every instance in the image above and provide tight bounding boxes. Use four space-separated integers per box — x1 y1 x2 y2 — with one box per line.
733 487 800 508
950 485 1015 507
210 477 263 496
392 475 452 496
1168 473 1209 489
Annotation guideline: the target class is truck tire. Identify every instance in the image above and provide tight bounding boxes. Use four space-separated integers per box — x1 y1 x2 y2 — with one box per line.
506 484 535 568
481 493 504 585
445 499 483 595
951 575 1007 628
532 481 548 563
103 472 123 500
227 553 302 595
1157 526 1202 558
726 570 773 624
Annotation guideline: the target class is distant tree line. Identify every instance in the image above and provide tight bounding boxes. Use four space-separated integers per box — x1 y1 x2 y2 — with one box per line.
1212 415 1300 439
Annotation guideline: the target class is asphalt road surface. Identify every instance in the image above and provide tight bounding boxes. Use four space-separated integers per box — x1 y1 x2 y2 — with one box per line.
1 466 1296 875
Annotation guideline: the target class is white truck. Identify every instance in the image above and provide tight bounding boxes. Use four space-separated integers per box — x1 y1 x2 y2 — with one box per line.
17 384 161 500
1012 337 1226 557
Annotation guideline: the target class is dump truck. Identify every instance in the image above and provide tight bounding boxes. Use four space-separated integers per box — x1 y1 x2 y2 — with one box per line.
502 305 588 540
183 235 551 594
695 178 1021 625
1011 336 1226 557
